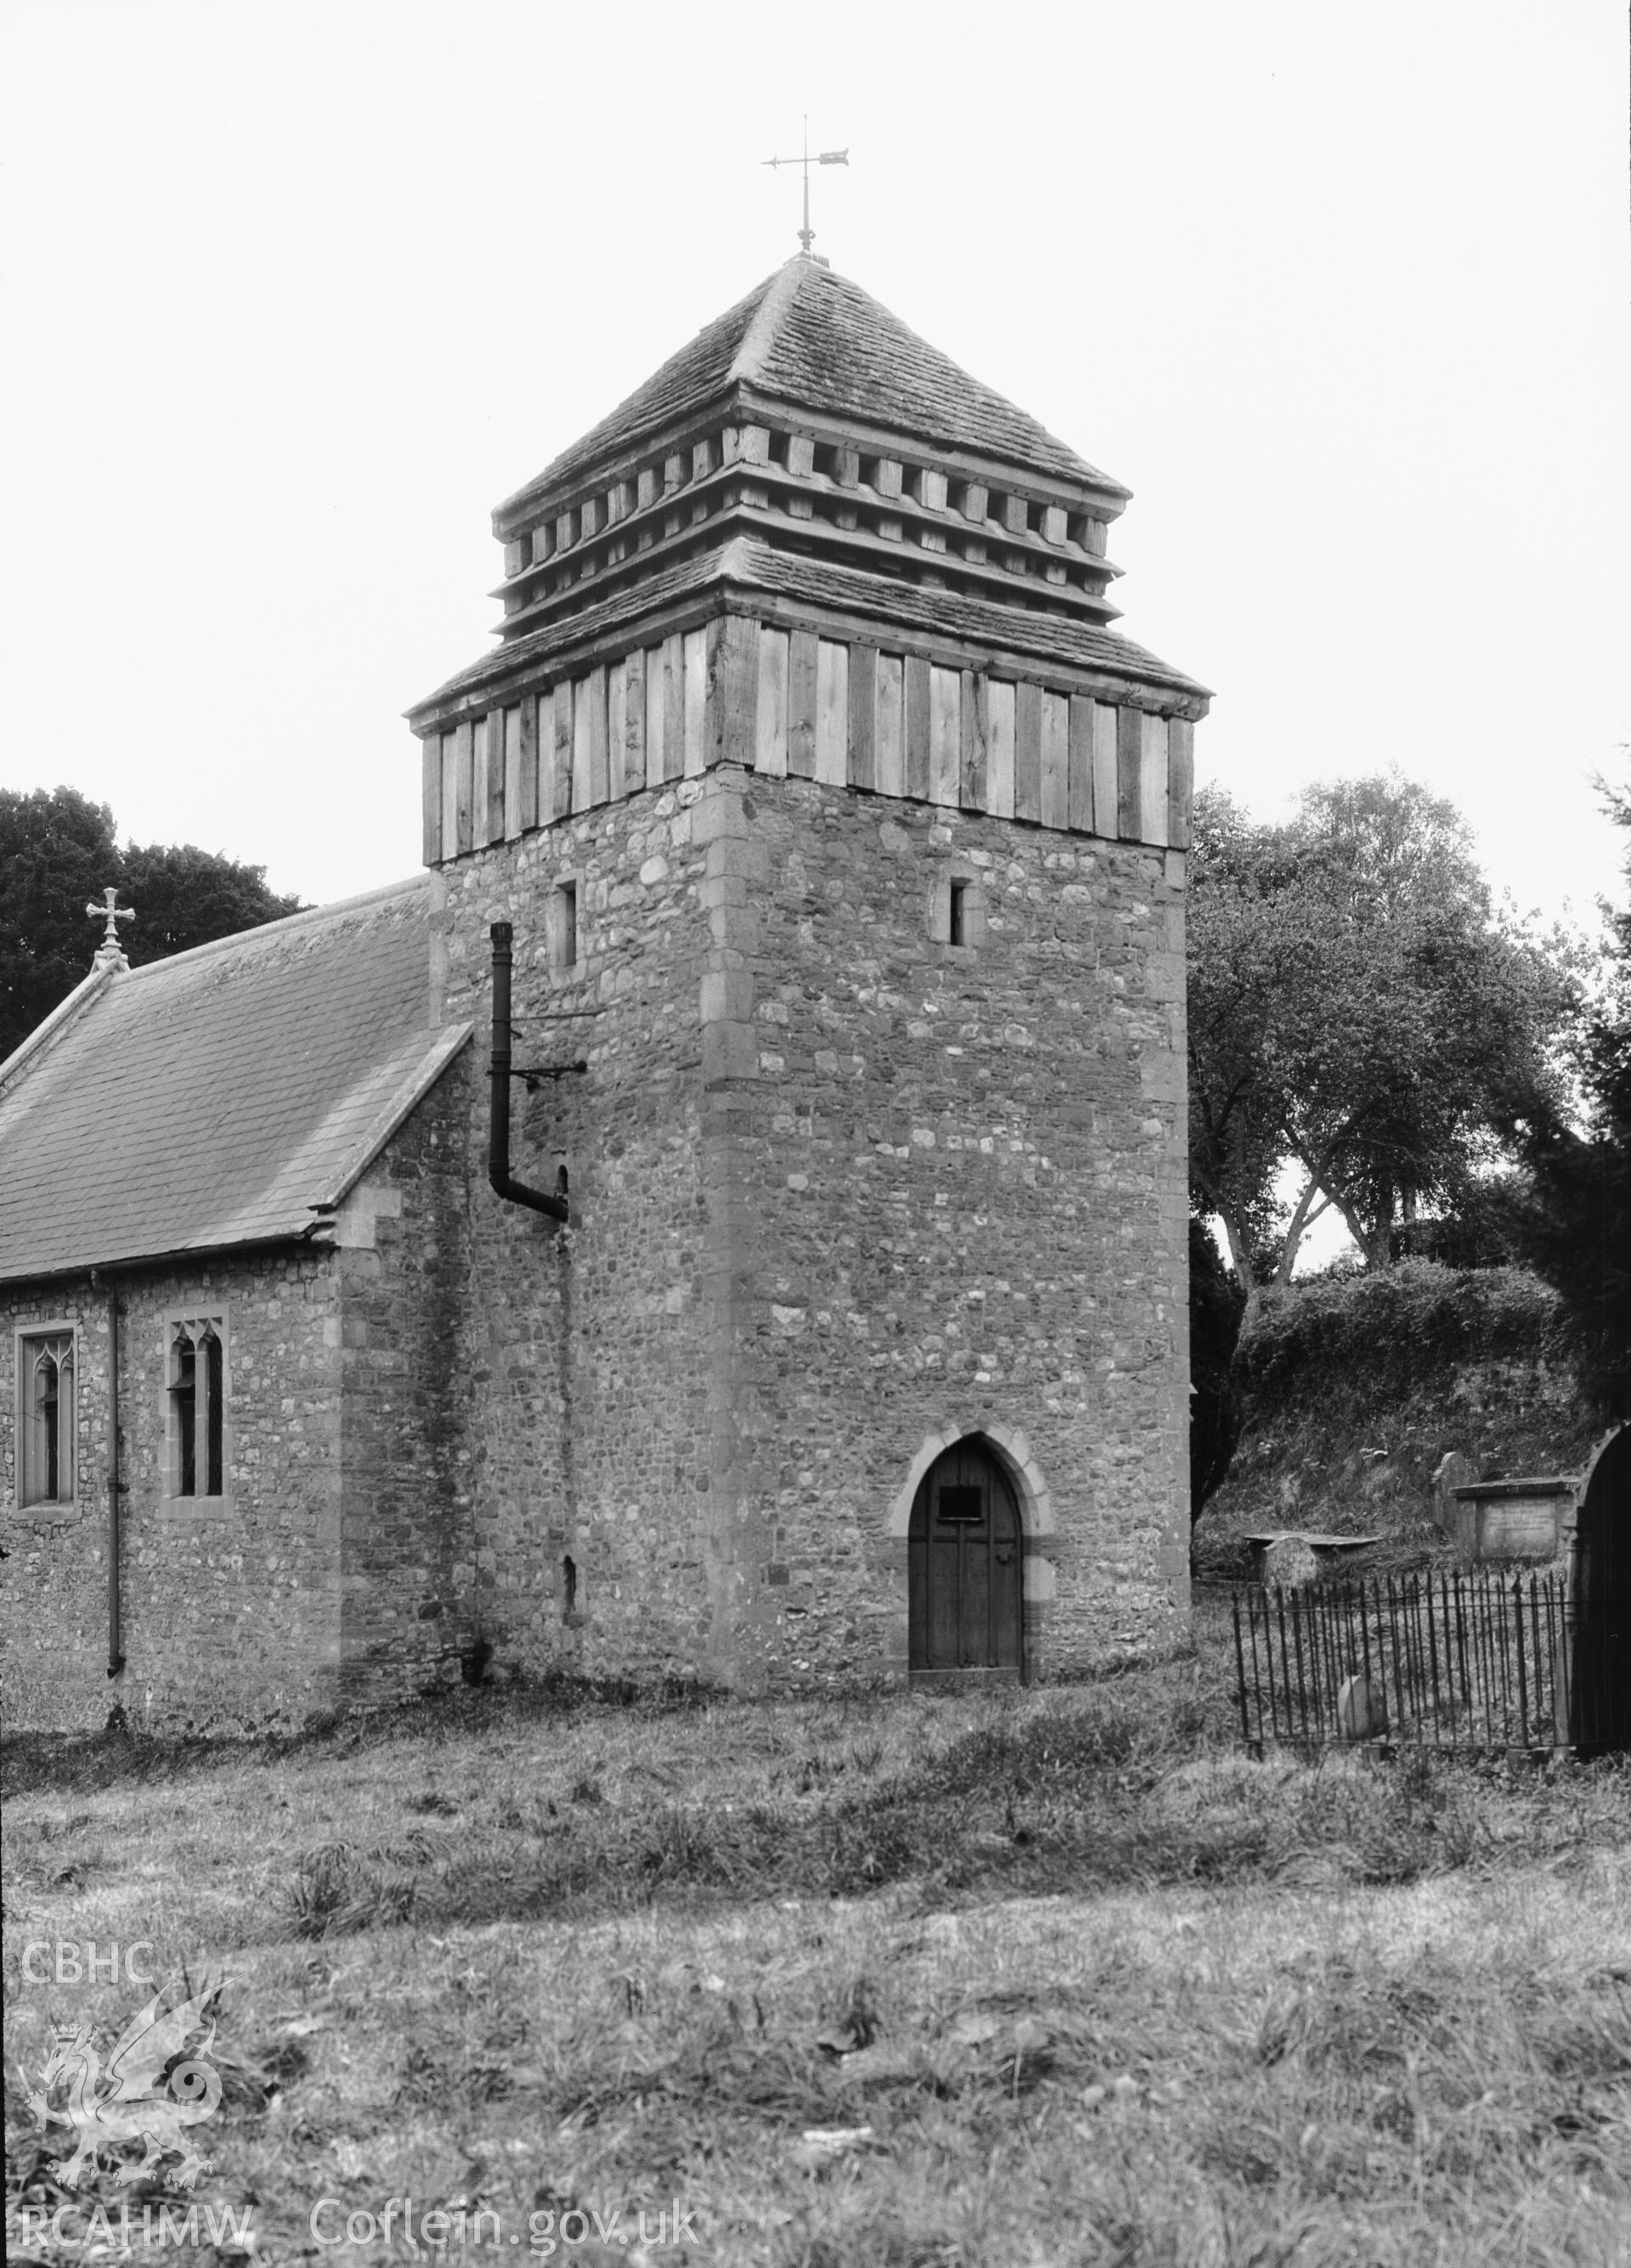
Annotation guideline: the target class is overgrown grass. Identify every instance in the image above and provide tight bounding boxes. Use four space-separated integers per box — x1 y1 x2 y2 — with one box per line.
4 1609 1628 2266
1196 1263 1601 1580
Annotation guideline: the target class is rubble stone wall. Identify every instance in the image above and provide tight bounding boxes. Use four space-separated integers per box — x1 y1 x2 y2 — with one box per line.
432 780 729 1685
695 764 1191 1684
432 677 1190 1687
331 1068 477 1702
1 1253 342 1733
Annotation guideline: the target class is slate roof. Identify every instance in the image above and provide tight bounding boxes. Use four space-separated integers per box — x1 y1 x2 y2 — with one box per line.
502 260 1124 511
0 879 468 1284
413 535 1210 719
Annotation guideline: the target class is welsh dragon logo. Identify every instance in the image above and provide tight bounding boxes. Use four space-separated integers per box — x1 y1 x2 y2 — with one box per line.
21 1983 222 2192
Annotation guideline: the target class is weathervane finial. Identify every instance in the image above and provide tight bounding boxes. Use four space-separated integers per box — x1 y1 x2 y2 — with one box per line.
762 116 849 261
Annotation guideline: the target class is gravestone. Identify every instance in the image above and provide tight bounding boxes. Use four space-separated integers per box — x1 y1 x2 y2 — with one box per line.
1257 1534 1319 1589
1335 1673 1386 1740
1431 1450 1475 1540
1451 1477 1574 1561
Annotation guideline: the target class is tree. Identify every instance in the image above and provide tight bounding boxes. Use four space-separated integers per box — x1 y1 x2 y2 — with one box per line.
0 787 304 1060
1189 1216 1246 1521
1186 789 1301 1284
1520 783 1631 1417
0 787 121 1064
1188 774 1577 1300
118 838 303 963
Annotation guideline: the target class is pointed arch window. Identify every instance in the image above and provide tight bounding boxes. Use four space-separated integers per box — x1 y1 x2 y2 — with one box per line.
168 1314 226 1499
19 1329 76 1507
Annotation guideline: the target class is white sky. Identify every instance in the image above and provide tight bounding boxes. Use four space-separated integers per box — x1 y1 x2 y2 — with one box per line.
2 2 1627 931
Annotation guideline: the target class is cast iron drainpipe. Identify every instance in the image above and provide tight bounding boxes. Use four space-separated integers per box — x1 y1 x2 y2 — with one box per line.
489 922 571 1222
89 1267 127 1675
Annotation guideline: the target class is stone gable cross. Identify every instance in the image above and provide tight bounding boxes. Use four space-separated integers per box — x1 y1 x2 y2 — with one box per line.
86 886 135 970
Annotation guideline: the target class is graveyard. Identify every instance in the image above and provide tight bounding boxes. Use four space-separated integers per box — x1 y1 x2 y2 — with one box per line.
4 1562 1628 2266
5 1250 1629 2264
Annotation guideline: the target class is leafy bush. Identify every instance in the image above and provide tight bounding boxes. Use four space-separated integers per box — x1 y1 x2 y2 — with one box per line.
1239 1261 1563 1416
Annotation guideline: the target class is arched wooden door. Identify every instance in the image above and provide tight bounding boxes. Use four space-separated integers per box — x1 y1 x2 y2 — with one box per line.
1573 1428 1630 1756
908 1440 1023 1688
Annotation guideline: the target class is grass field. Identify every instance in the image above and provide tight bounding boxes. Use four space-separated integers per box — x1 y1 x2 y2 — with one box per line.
4 1594 1628 2268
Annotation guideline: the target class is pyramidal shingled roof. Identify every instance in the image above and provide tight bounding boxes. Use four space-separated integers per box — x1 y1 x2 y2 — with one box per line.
0 881 470 1283
504 259 1125 510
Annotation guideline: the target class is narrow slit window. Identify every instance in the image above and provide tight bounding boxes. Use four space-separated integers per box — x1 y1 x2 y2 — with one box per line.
555 882 578 970
20 1329 75 1506
949 879 970 947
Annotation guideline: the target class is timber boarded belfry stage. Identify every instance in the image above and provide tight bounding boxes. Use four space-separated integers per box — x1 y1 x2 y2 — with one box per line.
2 258 1207 1728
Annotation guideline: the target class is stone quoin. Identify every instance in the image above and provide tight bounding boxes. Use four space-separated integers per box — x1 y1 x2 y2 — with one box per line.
1 257 1209 1728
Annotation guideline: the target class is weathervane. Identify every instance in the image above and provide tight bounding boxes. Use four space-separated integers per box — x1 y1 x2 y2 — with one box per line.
762 117 848 260
86 885 135 971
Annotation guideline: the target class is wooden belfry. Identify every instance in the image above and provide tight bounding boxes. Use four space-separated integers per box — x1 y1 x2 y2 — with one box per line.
411 256 1204 863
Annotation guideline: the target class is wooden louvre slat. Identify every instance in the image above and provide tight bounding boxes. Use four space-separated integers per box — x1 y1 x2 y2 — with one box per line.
756 625 789 775
904 656 931 799
420 735 442 865
1013 680 1042 822
787 629 819 778
928 666 960 807
816 640 849 784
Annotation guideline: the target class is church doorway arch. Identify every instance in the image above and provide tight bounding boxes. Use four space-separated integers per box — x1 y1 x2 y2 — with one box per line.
907 1437 1023 1689
1572 1427 1630 1756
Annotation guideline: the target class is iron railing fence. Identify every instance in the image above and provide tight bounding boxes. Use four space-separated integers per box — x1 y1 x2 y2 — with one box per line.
1232 1571 1581 1754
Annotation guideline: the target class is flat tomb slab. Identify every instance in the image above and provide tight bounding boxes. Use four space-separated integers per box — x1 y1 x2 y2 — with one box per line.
1451 1477 1577 1498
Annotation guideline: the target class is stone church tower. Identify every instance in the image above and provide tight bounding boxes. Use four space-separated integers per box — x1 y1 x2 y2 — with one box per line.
407 257 1208 1690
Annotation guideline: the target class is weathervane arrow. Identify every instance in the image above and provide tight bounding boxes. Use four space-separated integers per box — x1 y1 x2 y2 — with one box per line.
763 117 849 259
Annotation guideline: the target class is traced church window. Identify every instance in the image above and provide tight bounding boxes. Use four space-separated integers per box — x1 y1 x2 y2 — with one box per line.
20 1329 75 1506
168 1316 225 1498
